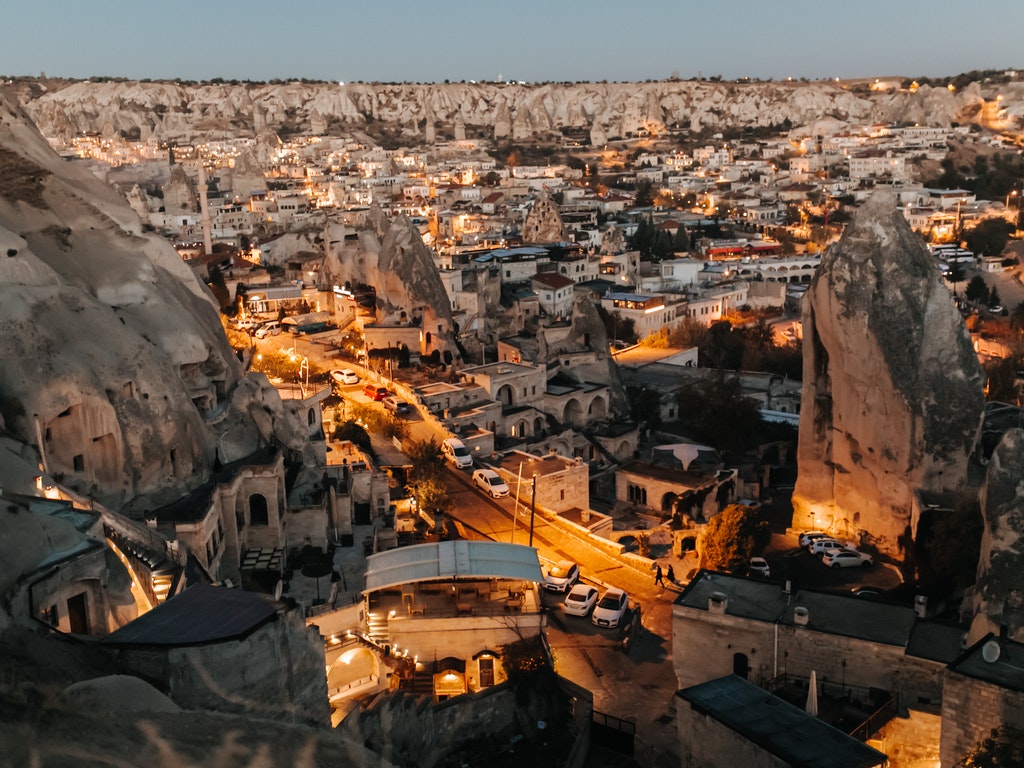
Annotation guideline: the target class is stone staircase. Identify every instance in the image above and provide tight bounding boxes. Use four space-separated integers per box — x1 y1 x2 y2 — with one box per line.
365 611 390 646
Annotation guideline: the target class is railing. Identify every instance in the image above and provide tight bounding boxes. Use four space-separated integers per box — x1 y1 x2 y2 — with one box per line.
850 696 897 742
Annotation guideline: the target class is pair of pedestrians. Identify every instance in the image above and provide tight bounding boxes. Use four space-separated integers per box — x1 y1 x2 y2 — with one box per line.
654 563 675 586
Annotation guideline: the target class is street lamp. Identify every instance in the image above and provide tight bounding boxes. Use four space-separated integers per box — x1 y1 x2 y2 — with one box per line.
1007 189 1019 210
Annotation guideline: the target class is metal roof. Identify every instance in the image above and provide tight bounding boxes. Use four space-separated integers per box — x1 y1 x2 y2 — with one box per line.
679 675 887 768
362 540 542 594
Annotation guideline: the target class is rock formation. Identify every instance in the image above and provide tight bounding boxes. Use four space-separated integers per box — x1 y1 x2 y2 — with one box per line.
322 208 458 357
791 193 985 557
162 163 196 214
18 78 1014 145
968 428 1024 645
0 91 305 514
521 193 567 243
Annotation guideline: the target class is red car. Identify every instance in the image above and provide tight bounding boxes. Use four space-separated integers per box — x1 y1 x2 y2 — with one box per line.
362 384 388 401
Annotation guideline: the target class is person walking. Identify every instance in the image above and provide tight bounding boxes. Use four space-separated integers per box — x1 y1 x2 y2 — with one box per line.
667 564 675 584
654 564 664 586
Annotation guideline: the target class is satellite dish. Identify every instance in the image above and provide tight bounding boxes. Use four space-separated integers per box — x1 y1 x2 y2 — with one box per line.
274 580 283 601
982 640 1001 663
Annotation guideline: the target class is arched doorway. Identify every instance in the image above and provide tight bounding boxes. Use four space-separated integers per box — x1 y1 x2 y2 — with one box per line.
249 493 269 526
588 395 607 419
497 384 514 406
563 398 583 426
733 652 749 679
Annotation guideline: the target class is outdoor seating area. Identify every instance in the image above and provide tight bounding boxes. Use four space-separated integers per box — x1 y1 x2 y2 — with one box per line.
368 579 538 620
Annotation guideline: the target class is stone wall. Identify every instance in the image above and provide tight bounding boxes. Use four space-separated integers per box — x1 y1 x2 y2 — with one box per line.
940 670 1024 766
114 609 328 725
676 691 791 768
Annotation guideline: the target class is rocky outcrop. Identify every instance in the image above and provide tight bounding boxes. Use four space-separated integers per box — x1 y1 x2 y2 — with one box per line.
791 193 985 557
14 78 1020 146
521 193 567 243
0 91 305 513
968 429 1024 645
323 209 457 356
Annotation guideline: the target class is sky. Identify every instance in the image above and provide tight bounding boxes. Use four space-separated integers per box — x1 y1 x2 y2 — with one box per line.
3 0 1021 84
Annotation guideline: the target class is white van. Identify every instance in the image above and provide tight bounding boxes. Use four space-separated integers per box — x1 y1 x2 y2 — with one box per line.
441 437 473 469
254 321 282 338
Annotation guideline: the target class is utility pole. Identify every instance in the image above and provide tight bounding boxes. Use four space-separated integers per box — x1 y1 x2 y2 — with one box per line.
529 475 537 547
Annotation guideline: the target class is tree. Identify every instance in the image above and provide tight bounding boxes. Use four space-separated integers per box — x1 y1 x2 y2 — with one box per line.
947 261 966 296
672 224 691 253
405 438 452 515
675 370 764 452
965 275 990 304
962 725 1024 767
634 179 655 208
964 218 1015 257
206 263 230 310
699 504 770 572
988 286 1001 309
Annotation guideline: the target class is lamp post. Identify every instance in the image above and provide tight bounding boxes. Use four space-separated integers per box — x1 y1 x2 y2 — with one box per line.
528 474 537 548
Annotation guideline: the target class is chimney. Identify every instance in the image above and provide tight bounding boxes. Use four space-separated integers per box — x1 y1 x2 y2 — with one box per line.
914 594 928 619
783 579 792 595
708 592 728 614
793 606 809 626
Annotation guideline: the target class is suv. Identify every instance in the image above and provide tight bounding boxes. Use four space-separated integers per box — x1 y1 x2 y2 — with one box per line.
441 437 473 468
382 396 411 415
362 384 389 401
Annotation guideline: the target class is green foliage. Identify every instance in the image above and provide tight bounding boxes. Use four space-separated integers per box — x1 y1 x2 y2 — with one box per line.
332 421 373 456
206 263 230 310
675 370 764 452
348 404 409 441
966 275 991 303
963 725 1024 767
699 504 770 572
989 286 1001 309
947 261 966 294
965 218 1015 257
630 215 675 260
405 438 451 514
627 385 664 430
983 358 1018 403
595 305 637 344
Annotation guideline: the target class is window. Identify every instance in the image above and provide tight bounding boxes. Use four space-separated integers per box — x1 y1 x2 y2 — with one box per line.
73 454 84 472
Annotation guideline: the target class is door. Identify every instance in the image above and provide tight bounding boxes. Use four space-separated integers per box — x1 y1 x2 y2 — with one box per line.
733 652 749 680
67 592 89 635
479 658 494 687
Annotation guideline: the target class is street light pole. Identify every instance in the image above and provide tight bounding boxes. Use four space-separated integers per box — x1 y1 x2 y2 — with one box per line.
528 475 537 547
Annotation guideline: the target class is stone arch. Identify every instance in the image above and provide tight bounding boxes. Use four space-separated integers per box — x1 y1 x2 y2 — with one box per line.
587 395 607 419
307 407 316 426
249 493 269 526
328 647 379 693
533 417 544 435
563 397 583 426
617 440 631 459
661 492 679 513
497 384 514 406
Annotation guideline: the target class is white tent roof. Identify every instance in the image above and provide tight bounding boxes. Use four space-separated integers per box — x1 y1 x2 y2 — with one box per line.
362 540 542 594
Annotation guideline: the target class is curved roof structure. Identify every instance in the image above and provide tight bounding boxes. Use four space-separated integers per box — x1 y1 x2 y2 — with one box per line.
362 540 542 594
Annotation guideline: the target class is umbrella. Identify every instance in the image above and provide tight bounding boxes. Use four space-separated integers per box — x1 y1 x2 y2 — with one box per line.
805 670 819 716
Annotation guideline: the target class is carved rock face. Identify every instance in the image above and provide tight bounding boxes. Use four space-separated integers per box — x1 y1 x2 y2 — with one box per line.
0 94 300 514
521 194 567 244
792 193 984 556
968 429 1024 644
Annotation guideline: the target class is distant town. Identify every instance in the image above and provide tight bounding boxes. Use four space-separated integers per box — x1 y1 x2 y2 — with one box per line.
2 71 1024 767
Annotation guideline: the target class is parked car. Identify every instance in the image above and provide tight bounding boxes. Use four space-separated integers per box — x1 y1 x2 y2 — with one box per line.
808 538 850 555
748 557 771 578
592 588 629 628
822 549 874 568
851 586 883 599
563 584 599 617
472 468 510 498
441 437 473 468
382 395 411 415
799 530 830 548
331 369 360 385
362 384 389 401
543 560 580 593
254 320 282 338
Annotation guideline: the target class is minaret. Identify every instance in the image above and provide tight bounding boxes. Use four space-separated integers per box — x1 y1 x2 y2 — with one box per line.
197 161 213 257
